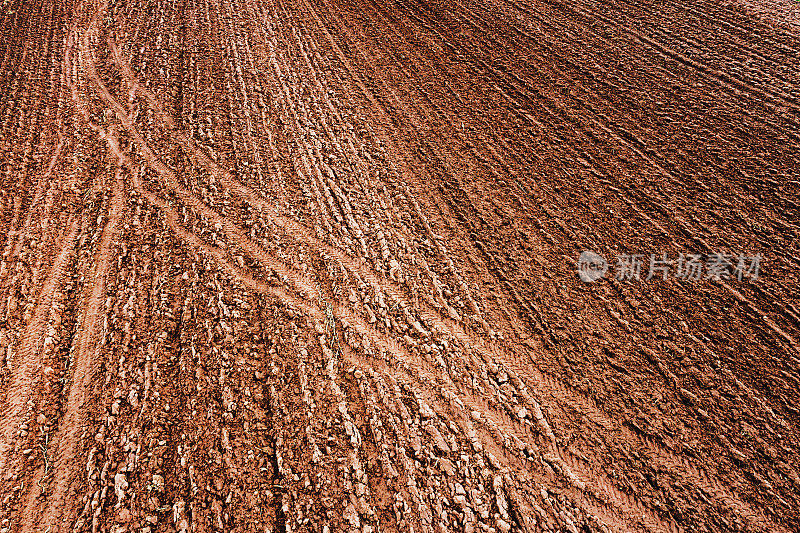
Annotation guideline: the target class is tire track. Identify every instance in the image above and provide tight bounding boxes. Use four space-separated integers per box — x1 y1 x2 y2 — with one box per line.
0 216 80 479
15 12 125 530
25 168 125 533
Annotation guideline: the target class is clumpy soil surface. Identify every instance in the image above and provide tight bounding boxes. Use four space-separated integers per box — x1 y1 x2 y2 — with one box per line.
0 0 798 531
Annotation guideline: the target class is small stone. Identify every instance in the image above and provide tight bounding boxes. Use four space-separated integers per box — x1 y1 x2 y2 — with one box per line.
410 436 422 455
114 473 129 502
427 426 450 454
419 402 435 419
439 458 456 476
343 502 360 529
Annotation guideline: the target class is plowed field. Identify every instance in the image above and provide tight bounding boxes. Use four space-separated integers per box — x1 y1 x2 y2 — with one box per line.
0 0 798 531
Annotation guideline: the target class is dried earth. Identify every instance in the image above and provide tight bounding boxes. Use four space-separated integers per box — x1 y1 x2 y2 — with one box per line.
0 0 799 531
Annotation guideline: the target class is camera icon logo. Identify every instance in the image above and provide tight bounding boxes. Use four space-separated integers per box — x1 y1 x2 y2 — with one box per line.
577 251 608 282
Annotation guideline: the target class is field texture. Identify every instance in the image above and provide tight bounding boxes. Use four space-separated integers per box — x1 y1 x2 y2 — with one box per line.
0 0 799 531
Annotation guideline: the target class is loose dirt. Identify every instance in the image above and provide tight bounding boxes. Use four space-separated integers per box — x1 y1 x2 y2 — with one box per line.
0 0 798 531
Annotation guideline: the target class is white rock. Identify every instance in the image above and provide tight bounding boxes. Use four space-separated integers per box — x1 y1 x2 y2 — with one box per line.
114 473 128 503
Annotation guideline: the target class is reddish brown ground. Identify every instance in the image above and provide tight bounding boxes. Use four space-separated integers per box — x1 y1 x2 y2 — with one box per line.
0 0 798 531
